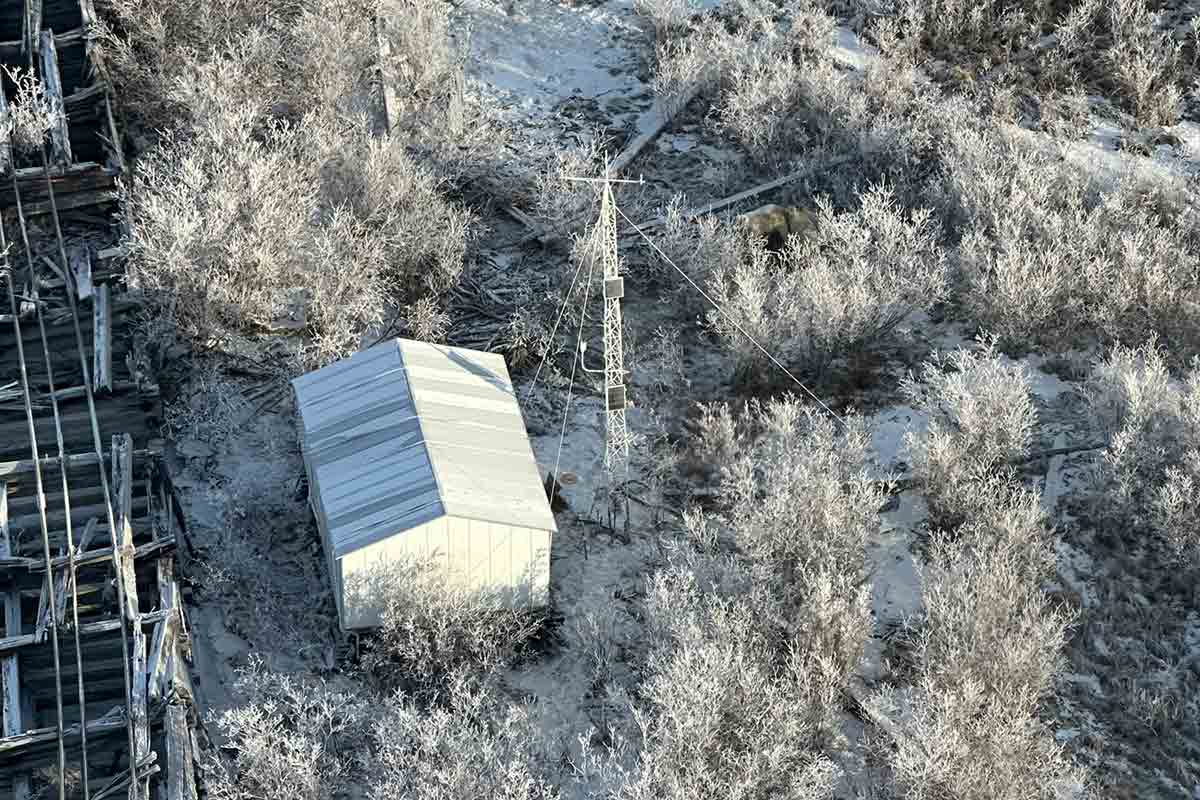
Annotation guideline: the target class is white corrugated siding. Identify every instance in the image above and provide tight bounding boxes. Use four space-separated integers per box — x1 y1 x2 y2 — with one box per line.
292 337 557 629
339 517 551 629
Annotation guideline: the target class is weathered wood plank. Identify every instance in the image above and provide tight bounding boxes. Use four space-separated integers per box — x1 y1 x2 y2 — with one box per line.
0 444 162 480
164 704 197 800
22 0 42 58
0 27 86 60
102 92 127 175
38 31 73 166
1 536 176 576
0 609 167 656
608 86 701 176
375 15 400 134
635 156 854 231
1 483 31 797
93 282 112 393
130 620 148 786
69 244 93 301
93 752 159 800
0 79 9 176
146 609 178 704
0 705 123 759
115 433 150 798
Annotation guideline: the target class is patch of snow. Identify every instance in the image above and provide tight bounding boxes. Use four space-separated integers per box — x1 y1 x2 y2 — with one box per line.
1055 538 1099 608
868 520 922 626
1019 356 1074 401
453 0 657 149
830 26 879 71
865 404 928 476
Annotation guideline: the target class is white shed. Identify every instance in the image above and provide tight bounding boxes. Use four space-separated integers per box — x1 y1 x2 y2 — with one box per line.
291 338 557 631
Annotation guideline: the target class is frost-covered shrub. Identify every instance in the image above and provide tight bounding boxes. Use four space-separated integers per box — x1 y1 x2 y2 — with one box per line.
940 125 1200 356
654 195 746 313
355 555 544 699
884 0 1186 127
106 0 479 367
123 108 470 366
913 485 1069 698
1151 452 1200 556
1051 0 1186 126
120 25 472 368
718 399 884 618
902 338 1037 529
369 677 558 800
871 675 1089 800
868 481 1085 800
1 67 65 154
203 658 375 800
618 399 883 800
706 186 946 382
531 134 607 240
1083 342 1200 553
622 601 845 800
632 0 704 44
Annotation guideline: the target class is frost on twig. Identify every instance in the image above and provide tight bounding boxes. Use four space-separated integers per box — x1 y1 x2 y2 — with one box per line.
0 66 65 155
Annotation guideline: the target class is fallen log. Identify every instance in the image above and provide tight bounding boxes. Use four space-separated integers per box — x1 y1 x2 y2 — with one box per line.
634 155 854 231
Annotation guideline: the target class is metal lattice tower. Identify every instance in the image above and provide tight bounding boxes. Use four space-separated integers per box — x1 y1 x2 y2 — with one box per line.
598 179 630 473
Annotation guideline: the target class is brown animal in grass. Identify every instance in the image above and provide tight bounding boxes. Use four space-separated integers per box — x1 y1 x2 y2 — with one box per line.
736 204 817 251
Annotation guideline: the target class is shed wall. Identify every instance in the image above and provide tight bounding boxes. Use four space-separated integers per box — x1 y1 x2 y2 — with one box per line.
339 516 552 630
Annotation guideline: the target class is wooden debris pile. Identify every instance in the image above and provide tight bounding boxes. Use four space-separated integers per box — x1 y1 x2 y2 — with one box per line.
0 261 202 798
0 1 203 792
0 0 125 218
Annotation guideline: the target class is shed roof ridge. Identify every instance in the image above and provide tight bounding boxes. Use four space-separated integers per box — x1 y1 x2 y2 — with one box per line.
398 338 449 522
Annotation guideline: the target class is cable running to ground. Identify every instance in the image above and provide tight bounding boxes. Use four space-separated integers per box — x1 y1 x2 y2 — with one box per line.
551 232 598 491
524 243 589 403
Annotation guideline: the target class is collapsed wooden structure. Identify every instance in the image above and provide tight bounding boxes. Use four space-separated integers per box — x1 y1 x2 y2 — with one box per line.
0 1 200 797
0 0 125 219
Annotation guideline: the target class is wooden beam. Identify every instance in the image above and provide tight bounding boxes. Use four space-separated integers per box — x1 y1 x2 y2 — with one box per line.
22 0 42 58
102 92 126 174
0 705 123 759
38 31 73 167
69 244 93 301
1 484 31 799
146 609 178 704
164 704 197 800
634 155 854 231
609 85 701 176
0 444 162 480
0 82 9 177
0 609 167 656
93 282 111 392
114 433 150 798
375 15 400 134
0 28 85 61
93 753 159 800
